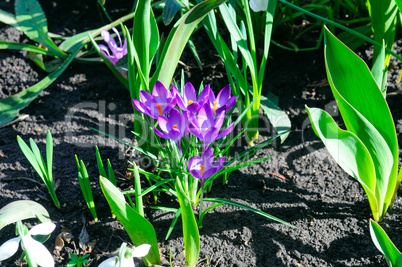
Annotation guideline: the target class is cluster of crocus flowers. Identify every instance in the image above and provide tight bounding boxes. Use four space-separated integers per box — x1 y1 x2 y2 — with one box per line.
133 81 235 182
99 27 128 66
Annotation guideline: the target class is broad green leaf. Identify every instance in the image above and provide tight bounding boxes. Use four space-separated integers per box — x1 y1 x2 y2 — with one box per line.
17 136 46 181
260 94 290 144
0 44 81 126
100 177 161 266
151 0 227 88
59 30 95 53
305 107 379 220
15 0 65 57
163 0 183 25
0 200 51 231
368 0 398 66
369 219 401 265
204 198 296 228
175 177 199 267
0 9 20 29
76 156 97 222
324 27 398 218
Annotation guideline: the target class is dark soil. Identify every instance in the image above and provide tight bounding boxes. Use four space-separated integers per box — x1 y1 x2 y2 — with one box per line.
1 1 402 266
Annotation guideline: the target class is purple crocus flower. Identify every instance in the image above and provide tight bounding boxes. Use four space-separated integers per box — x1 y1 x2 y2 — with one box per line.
154 109 188 152
98 27 127 66
188 148 225 185
173 83 209 113
208 85 237 114
133 81 177 119
188 103 234 150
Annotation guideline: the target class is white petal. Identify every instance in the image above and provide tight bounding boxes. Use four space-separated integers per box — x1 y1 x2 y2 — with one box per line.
26 238 54 267
0 237 20 261
28 222 56 236
249 0 268 11
121 257 135 267
98 257 118 267
131 244 151 258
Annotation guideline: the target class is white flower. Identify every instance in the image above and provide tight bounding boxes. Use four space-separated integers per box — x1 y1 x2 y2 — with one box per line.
0 222 55 267
249 0 268 12
98 244 151 267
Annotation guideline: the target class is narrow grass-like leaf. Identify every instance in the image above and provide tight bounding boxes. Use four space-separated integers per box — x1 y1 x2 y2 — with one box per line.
0 9 19 29
0 41 54 56
100 176 161 265
175 177 199 266
107 159 116 186
371 41 387 97
165 208 181 240
137 178 175 197
45 130 53 184
369 219 401 265
59 30 95 53
204 198 295 228
95 146 108 179
0 200 51 231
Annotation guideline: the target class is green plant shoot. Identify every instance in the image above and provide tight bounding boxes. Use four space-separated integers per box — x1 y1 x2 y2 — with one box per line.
17 130 60 209
306 26 400 221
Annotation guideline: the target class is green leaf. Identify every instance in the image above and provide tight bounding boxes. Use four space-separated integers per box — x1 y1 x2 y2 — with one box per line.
0 200 51 231
0 40 54 56
59 30 95 53
305 106 379 220
76 155 97 222
45 130 53 184
337 25 372 51
369 219 401 265
175 177 199 266
100 176 161 265
17 136 46 181
368 0 398 66
260 94 291 144
204 198 296 228
324 27 398 219
0 43 82 126
0 9 20 29
151 0 227 88
371 40 387 97
95 146 108 179
15 0 65 57
163 0 183 25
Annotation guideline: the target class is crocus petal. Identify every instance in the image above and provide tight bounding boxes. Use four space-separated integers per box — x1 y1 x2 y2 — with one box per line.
188 155 201 170
202 168 216 179
157 116 169 133
166 109 182 129
203 148 214 159
249 0 268 11
139 90 154 104
154 128 169 139
131 244 151 258
198 84 211 102
172 86 186 110
101 29 115 47
216 122 234 140
188 122 203 139
152 81 168 101
98 45 112 58
216 85 231 106
167 128 182 141
0 237 20 261
190 169 202 179
133 99 153 118
27 238 54 267
225 96 237 111
187 103 200 113
28 222 56 236
98 257 118 267
215 156 226 170
183 83 197 104
112 27 122 47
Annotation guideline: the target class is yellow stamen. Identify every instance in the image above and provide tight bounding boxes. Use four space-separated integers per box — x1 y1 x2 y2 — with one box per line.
173 125 177 129
213 101 218 112
206 128 209 131
200 165 205 175
156 104 162 115
188 100 194 105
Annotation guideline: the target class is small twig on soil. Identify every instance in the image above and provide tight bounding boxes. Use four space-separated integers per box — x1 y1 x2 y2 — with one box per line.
0 114 29 129
387 90 402 97
268 172 289 181
0 176 42 185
